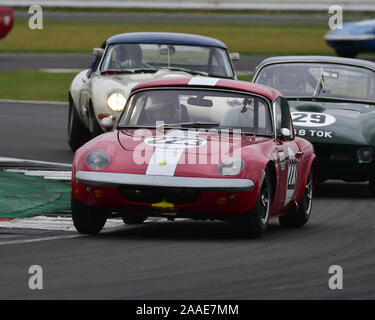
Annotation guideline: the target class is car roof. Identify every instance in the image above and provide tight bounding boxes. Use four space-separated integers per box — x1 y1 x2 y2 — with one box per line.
131 77 281 101
106 32 228 49
254 56 375 73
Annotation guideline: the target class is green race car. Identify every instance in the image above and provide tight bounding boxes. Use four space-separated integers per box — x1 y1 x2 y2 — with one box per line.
252 56 375 195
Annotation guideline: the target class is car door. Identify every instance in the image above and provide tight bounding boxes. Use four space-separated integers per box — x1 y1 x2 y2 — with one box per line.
272 97 302 212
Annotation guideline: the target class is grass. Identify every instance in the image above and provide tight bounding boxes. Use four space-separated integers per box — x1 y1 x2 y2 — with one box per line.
0 71 252 102
0 19 335 55
0 16 335 102
0 71 76 102
237 74 252 81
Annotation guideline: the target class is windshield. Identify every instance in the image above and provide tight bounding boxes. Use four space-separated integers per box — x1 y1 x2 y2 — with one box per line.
254 63 375 102
118 89 273 135
100 43 234 78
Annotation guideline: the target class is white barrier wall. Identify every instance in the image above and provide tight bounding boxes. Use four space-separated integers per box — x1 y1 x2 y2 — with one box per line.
2 0 375 11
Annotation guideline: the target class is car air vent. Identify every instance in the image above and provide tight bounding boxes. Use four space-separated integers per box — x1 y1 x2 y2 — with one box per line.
295 103 325 113
119 186 201 204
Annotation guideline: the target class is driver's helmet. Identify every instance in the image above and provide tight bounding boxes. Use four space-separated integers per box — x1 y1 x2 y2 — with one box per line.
284 73 299 87
116 44 143 68
145 92 183 123
282 67 306 93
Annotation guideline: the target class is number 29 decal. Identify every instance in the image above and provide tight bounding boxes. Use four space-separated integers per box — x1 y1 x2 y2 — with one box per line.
292 112 336 127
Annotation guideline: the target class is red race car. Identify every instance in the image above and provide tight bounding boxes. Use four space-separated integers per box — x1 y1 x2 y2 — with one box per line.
71 77 316 238
0 7 14 39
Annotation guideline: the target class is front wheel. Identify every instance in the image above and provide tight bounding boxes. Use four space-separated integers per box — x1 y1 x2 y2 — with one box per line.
236 170 272 238
67 96 91 151
369 179 375 197
279 169 313 228
71 194 109 234
88 103 104 139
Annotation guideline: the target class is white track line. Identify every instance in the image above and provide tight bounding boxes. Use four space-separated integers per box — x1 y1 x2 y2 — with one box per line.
0 99 68 106
0 234 84 246
0 216 124 232
43 176 71 181
0 156 72 168
23 171 71 176
0 217 167 245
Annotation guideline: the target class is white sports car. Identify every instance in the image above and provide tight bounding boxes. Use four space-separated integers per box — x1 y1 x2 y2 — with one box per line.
67 32 238 150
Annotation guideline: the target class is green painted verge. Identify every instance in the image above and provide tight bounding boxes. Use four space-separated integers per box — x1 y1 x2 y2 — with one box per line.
0 171 71 219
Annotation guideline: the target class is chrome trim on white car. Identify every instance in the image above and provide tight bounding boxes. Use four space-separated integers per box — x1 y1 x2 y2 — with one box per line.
75 170 254 192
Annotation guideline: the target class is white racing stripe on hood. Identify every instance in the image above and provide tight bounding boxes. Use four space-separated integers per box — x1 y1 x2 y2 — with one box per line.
188 77 220 86
146 130 198 176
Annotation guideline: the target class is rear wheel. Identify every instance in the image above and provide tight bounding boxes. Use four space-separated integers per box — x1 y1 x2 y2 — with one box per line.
279 169 313 228
71 194 108 234
67 96 91 151
237 170 272 238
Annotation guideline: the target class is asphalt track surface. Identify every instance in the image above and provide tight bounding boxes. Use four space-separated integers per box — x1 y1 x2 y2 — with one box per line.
0 52 260 73
2 53 375 75
0 101 374 299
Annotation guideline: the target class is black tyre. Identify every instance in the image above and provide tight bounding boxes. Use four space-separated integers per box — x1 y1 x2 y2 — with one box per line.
369 179 375 197
122 213 147 225
67 96 91 151
237 170 272 238
279 169 313 228
88 103 103 139
71 194 108 235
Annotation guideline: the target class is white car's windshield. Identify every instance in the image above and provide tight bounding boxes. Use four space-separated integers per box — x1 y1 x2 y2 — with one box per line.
255 62 375 102
100 43 234 78
118 89 273 135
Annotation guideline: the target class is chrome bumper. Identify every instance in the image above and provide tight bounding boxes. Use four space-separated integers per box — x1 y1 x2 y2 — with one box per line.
75 171 254 192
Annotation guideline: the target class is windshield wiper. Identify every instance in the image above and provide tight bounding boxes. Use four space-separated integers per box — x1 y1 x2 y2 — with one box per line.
160 67 208 77
132 68 158 73
313 67 327 98
177 121 220 128
101 68 157 75
155 121 220 129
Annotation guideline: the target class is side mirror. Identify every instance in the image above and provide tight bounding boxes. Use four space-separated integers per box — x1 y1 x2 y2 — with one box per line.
279 128 291 141
229 52 240 61
92 48 104 57
100 117 114 132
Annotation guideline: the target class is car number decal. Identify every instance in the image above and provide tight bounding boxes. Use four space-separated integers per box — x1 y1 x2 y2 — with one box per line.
145 131 204 176
188 77 220 86
294 128 335 139
285 147 297 206
144 135 206 149
292 112 336 127
278 151 286 171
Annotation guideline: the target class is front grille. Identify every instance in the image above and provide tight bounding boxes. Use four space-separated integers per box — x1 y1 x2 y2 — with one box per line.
315 148 352 161
119 186 201 204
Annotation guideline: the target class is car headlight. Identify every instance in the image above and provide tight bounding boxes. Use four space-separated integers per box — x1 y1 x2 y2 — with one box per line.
85 150 110 170
218 157 245 176
357 147 373 164
106 92 126 112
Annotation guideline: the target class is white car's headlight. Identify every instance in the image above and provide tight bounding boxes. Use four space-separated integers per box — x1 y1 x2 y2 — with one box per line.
218 157 244 176
85 150 110 170
106 92 126 112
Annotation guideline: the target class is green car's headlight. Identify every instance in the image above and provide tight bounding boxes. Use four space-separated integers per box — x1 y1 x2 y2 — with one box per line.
85 150 110 170
357 147 373 164
106 92 126 112
218 157 245 176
